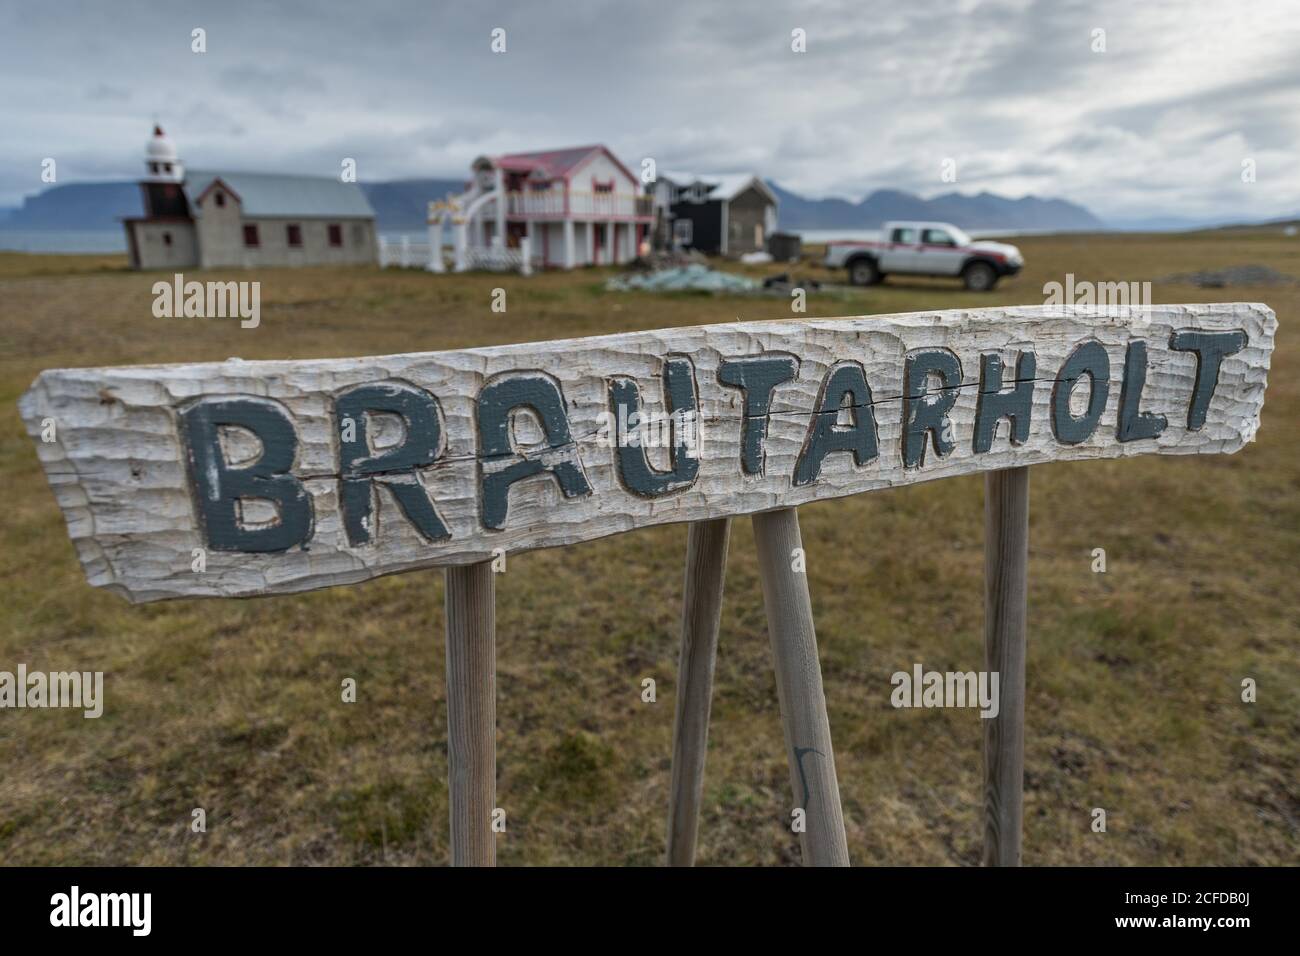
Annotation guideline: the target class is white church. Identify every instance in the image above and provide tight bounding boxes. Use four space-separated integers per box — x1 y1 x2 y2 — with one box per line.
122 126 378 270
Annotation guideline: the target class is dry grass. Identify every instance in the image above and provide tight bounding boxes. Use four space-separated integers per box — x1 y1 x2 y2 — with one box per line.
0 231 1295 865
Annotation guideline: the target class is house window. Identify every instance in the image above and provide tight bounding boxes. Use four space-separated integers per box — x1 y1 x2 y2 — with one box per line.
243 224 260 247
162 231 173 247
328 224 343 247
350 224 365 246
593 180 614 194
673 218 693 245
287 224 303 247
163 163 173 174
214 191 225 208
149 162 159 175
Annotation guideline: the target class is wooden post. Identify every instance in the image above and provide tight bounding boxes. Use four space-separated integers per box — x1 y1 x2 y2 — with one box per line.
444 561 496 867
520 235 533 276
752 507 850 867
665 518 731 866
982 466 1029 866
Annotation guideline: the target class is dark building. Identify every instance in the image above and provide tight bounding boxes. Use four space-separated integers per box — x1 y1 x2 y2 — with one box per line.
649 173 779 256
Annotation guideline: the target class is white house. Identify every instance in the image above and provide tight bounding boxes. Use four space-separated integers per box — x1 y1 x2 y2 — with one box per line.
428 145 654 272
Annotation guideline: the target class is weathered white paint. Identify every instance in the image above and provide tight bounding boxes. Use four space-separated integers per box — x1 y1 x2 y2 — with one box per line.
19 303 1274 602
572 151 638 195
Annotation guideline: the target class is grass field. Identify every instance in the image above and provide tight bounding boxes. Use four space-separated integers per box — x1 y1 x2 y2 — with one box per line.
1 232 1295 866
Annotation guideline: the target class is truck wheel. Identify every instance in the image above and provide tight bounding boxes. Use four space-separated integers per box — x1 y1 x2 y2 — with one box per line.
962 261 998 292
848 258 881 286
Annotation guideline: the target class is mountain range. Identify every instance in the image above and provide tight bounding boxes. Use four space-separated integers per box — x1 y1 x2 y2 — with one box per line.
0 177 1108 234
0 179 468 233
766 182 1104 232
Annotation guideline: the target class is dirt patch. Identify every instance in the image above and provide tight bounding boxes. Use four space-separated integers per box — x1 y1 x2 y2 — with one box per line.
1162 264 1296 287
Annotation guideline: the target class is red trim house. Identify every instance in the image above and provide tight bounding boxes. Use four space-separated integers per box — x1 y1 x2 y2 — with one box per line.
429 145 654 271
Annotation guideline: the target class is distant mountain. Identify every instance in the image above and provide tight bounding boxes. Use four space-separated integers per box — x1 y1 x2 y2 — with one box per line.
0 178 469 234
0 176 1246 237
768 182 1106 232
2 181 144 230
362 179 467 231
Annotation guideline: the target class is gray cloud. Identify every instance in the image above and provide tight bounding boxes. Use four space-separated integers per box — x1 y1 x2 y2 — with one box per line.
85 84 131 102
0 0 1296 222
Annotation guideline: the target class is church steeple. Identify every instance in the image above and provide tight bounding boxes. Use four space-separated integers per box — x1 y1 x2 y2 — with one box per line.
140 123 190 219
144 124 184 184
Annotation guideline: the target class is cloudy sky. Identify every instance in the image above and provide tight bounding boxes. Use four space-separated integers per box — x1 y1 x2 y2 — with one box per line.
2 0 1298 222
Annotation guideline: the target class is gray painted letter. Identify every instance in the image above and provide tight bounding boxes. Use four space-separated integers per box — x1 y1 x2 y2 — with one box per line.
902 349 962 468
1117 340 1168 443
1051 340 1110 445
609 358 701 497
336 382 449 546
794 362 879 485
718 354 798 476
478 373 591 530
974 351 1036 454
1169 329 1247 430
179 397 312 552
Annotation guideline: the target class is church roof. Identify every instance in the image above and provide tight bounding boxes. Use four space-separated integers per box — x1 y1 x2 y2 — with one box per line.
183 170 375 219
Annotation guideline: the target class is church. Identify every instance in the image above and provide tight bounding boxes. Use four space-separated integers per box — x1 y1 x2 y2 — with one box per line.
122 126 378 270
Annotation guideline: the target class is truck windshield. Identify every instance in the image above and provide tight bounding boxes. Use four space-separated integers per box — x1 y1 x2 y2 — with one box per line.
947 226 972 246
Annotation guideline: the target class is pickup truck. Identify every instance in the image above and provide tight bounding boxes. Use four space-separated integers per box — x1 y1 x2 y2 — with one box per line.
825 221 1023 291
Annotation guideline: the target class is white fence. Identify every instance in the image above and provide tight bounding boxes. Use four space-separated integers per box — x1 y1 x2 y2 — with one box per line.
380 235 533 275
379 235 434 269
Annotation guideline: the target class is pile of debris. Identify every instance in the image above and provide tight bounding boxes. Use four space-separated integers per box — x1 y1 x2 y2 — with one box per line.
761 272 822 294
606 264 760 293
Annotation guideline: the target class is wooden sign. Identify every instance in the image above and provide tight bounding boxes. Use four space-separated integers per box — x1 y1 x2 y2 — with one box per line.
17 300 1279 868
19 303 1275 603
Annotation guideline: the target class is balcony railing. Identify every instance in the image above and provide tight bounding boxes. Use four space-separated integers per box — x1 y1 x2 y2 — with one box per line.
505 190 653 218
